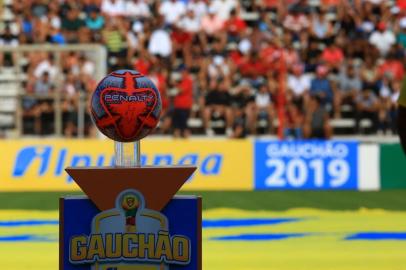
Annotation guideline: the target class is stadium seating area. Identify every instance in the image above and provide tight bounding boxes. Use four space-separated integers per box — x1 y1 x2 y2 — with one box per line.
0 0 405 138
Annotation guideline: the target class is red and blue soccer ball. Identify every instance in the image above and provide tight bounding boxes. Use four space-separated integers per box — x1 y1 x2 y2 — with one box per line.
90 69 162 142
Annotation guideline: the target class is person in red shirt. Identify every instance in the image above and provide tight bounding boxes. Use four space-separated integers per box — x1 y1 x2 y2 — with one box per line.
133 53 151 75
259 39 284 72
378 53 405 81
224 9 247 42
229 49 244 67
321 42 344 72
398 0 406 10
149 67 170 134
239 51 267 80
173 68 194 137
171 24 193 67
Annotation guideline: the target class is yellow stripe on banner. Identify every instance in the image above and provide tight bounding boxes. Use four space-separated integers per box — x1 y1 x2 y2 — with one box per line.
0 139 253 191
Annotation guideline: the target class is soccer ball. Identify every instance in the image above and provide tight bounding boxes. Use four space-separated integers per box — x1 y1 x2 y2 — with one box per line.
90 69 161 142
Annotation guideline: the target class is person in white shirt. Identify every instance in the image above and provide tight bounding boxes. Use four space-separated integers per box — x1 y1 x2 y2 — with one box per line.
47 9 61 29
125 0 151 20
187 0 207 19
287 63 311 102
180 9 201 33
78 55 95 76
101 0 125 17
255 83 274 133
148 25 172 58
369 22 396 56
209 0 238 21
34 54 58 80
364 0 384 5
159 0 186 25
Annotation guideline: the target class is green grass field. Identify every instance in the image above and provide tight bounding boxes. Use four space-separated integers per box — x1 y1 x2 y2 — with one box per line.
0 191 406 270
2 190 406 211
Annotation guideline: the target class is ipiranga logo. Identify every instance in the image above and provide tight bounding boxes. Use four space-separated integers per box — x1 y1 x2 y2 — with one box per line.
13 145 222 179
69 189 191 269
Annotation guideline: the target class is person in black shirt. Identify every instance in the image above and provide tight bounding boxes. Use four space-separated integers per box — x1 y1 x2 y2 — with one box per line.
204 78 233 136
232 82 256 134
61 8 86 43
0 26 19 67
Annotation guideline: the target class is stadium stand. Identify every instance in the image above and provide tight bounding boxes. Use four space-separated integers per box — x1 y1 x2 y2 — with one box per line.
0 0 404 138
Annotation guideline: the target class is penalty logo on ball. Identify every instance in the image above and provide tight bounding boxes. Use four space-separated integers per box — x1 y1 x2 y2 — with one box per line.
69 189 191 270
91 70 162 142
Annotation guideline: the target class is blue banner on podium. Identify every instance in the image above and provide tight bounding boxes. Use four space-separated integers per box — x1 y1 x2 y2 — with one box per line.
60 192 201 270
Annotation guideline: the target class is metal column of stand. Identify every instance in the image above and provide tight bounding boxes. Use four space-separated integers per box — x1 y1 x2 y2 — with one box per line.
114 141 141 167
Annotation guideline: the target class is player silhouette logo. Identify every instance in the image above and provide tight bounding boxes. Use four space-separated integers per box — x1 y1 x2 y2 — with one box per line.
121 194 139 233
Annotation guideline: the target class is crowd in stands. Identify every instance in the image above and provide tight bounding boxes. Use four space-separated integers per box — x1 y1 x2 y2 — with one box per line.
1 0 406 138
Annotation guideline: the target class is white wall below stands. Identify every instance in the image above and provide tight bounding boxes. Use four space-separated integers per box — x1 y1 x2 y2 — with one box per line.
358 144 380 191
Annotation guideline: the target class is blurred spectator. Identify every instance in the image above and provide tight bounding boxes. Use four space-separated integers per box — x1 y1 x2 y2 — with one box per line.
0 25 18 67
398 0 406 10
102 19 126 58
101 0 125 17
378 77 402 134
159 0 186 25
78 55 96 77
283 42 300 67
240 51 267 84
283 6 310 34
208 43 231 80
47 5 62 30
150 67 170 133
48 27 66 44
287 63 310 105
310 7 334 43
369 22 396 56
224 9 247 43
337 64 362 115
85 7 105 35
398 17 406 48
231 107 247 138
232 82 256 134
148 18 172 59
378 52 405 81
171 24 193 67
180 9 201 34
210 0 239 21
284 102 303 139
126 0 151 20
172 68 194 138
321 42 344 72
200 7 224 37
62 8 85 43
187 0 208 19
355 88 379 134
204 79 233 136
361 55 380 94
133 53 151 75
389 79 401 133
302 39 321 71
309 65 337 115
34 54 58 80
62 72 80 137
254 83 275 133
32 72 54 96
304 95 332 139
25 72 55 135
